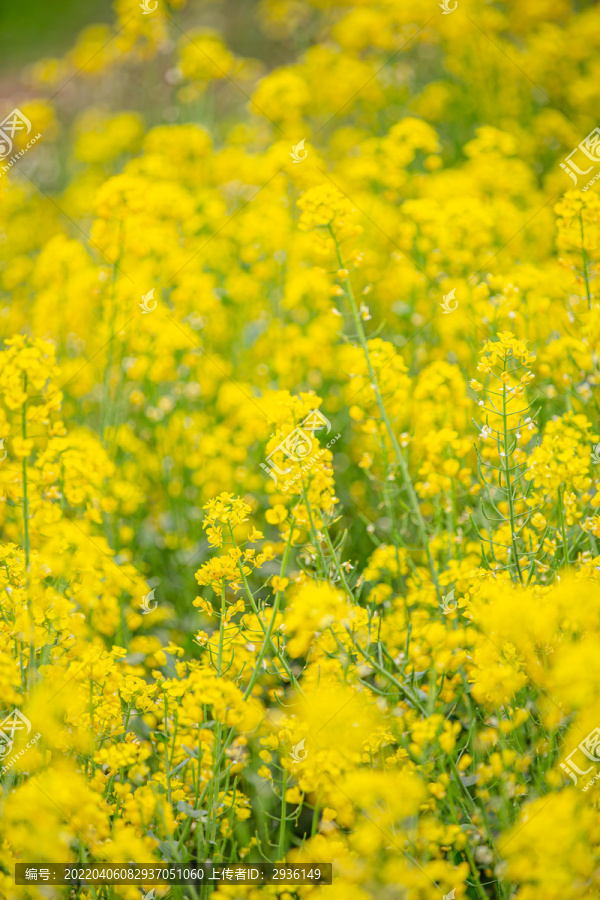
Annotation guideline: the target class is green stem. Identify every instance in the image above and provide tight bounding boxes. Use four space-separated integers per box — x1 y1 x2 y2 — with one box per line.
299 481 329 578
501 374 523 584
321 526 353 595
558 485 570 567
579 211 592 309
21 386 35 690
21 392 29 570
330 230 440 598
228 524 299 689
446 792 489 900
278 768 288 859
217 586 226 677
342 630 425 713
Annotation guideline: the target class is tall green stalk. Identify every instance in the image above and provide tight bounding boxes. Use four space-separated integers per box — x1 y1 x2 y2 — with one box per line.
330 229 440 597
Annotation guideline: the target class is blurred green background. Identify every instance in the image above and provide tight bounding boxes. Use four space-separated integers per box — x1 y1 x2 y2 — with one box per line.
0 0 111 75
0 0 286 80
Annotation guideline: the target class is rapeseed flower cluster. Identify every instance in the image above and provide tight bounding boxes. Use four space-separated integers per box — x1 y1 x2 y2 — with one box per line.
2 1 600 898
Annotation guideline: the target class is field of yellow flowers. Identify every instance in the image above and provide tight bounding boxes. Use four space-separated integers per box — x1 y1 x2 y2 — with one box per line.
3 0 600 897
